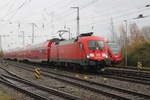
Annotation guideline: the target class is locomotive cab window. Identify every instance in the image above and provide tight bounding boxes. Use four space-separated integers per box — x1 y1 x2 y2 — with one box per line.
111 48 119 54
109 44 120 54
88 40 104 50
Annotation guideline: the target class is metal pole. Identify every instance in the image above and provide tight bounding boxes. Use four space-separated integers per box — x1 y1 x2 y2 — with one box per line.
124 20 128 67
18 23 20 34
31 23 34 44
67 27 71 39
0 35 2 52
21 31 25 46
77 7 80 37
71 7 80 37
111 18 115 42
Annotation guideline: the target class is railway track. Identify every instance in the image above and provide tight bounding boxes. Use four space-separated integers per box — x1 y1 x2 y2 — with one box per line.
109 65 150 72
106 67 150 78
0 67 82 100
102 68 150 84
4 61 150 100
101 73 150 85
8 60 150 85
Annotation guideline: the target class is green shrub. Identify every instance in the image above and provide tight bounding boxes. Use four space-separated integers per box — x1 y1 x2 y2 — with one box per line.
124 41 150 67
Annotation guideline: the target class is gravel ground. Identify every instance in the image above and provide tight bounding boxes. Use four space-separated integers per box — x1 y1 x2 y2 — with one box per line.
0 64 34 100
0 63 113 100
2 61 150 99
59 70 150 96
89 75 150 95
0 83 34 100
39 65 150 96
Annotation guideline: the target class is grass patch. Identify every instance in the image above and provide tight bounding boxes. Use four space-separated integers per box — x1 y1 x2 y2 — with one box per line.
0 91 11 100
127 66 150 71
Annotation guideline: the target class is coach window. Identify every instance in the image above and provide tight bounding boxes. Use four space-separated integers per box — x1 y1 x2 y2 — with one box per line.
42 49 46 54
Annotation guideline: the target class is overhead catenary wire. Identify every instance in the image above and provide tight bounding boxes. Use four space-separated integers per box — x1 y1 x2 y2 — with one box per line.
42 0 150 29
1 0 31 21
2 6 150 39
1 0 149 26
1 0 150 32
7 0 29 21
0 0 14 12
58 4 150 29
0 0 17 20
2 0 18 18
1 7 150 33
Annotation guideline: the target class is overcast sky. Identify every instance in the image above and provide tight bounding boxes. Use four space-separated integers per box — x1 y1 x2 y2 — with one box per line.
0 0 150 51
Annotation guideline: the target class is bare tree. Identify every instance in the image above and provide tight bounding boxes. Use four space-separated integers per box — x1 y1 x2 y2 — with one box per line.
129 23 145 44
141 26 150 40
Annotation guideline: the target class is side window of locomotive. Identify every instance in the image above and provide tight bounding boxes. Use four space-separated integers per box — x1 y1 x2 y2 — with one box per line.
79 43 83 50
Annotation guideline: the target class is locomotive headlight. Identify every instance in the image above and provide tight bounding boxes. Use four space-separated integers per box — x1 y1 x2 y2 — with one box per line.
87 55 90 58
89 53 94 57
87 53 94 58
102 53 108 58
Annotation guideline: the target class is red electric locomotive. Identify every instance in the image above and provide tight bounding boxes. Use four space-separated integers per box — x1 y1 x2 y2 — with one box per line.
108 42 122 64
50 33 111 70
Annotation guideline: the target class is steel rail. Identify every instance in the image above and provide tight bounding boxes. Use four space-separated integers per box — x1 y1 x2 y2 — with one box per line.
0 77 48 100
103 69 150 81
102 74 150 85
2 62 130 100
0 67 82 100
105 68 150 78
42 69 150 100
8 63 150 100
1 74 81 100
108 65 150 72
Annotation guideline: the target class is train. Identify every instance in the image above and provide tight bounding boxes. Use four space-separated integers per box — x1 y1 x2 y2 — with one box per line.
3 32 121 71
108 42 122 64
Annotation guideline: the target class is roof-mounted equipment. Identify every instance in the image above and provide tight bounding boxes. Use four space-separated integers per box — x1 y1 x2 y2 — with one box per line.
79 32 93 37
